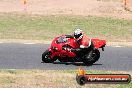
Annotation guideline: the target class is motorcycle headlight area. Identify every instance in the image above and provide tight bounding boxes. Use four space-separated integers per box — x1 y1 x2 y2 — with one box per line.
52 46 59 51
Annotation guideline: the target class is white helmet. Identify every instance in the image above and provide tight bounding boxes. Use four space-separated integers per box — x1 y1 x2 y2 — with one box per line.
74 29 83 40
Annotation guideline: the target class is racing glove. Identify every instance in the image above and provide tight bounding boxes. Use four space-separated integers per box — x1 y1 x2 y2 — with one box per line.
71 48 82 52
62 47 71 52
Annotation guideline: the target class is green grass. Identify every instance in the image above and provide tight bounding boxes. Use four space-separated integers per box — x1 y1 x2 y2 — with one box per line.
118 83 132 88
0 77 15 84
0 69 131 88
0 13 132 41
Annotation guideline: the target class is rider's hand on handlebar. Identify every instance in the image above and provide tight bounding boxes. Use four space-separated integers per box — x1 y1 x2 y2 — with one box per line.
66 48 71 52
62 47 71 52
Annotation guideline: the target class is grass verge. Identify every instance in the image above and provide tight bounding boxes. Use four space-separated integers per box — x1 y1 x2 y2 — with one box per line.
0 13 132 42
0 69 131 88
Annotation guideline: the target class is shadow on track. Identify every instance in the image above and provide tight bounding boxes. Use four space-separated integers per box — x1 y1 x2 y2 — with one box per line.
52 62 102 66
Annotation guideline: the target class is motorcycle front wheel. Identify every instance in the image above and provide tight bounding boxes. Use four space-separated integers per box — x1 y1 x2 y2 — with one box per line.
42 50 56 63
83 49 100 65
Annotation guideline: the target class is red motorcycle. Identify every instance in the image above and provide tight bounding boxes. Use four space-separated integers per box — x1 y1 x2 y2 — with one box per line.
42 35 106 65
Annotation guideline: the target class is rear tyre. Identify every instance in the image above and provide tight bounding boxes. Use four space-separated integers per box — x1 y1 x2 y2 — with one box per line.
83 49 100 65
42 50 55 63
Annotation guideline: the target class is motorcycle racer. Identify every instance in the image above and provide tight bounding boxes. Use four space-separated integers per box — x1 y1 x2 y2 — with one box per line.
66 29 94 52
73 29 90 48
64 28 95 59
42 28 106 65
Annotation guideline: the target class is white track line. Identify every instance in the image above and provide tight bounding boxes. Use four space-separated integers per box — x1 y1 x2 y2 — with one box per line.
110 46 124 47
0 42 3 43
115 46 124 47
23 43 36 44
106 45 124 47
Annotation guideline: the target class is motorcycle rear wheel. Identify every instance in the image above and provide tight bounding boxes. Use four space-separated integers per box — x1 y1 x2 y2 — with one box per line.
83 49 100 65
42 50 56 63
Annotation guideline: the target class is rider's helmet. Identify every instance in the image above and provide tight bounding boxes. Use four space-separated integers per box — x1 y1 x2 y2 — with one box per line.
74 28 83 41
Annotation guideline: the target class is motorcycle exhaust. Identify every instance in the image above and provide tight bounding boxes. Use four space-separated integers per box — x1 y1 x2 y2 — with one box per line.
101 45 105 51
102 47 104 51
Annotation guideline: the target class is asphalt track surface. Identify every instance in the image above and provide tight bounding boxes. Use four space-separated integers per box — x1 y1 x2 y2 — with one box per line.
0 43 132 71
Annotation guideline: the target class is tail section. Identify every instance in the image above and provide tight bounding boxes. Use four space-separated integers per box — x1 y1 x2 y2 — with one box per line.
92 39 106 50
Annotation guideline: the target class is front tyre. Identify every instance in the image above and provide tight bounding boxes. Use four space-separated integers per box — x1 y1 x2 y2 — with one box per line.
83 49 100 65
42 50 55 63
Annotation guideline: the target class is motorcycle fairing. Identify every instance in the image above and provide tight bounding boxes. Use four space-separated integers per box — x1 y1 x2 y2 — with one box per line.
48 35 106 59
